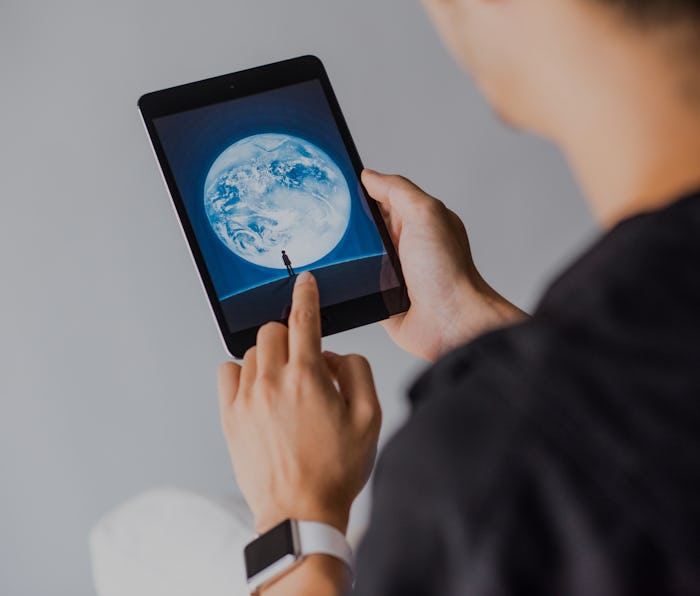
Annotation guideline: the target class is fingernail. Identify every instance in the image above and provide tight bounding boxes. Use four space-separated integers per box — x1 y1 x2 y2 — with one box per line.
323 350 339 359
295 271 314 286
363 168 377 176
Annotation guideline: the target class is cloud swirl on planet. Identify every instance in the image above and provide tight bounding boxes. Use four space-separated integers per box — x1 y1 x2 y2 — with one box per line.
204 133 351 269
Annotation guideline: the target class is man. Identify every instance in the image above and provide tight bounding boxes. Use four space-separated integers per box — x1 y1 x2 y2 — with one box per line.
282 250 295 277
215 0 700 593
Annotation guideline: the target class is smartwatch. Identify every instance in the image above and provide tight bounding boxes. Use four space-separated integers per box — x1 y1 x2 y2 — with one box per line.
244 519 353 594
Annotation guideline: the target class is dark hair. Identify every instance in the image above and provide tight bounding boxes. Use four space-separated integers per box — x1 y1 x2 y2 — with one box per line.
600 0 700 24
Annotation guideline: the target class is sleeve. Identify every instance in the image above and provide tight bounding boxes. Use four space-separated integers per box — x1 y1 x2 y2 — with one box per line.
350 345 538 596
349 325 627 596
350 429 448 596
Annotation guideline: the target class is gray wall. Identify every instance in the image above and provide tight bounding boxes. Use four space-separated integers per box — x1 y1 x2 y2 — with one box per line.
0 1 594 594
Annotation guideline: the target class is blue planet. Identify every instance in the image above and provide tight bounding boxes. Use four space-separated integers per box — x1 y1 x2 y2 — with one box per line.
203 133 352 270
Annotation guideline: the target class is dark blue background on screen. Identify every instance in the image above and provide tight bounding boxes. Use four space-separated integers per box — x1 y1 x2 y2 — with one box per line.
153 80 386 300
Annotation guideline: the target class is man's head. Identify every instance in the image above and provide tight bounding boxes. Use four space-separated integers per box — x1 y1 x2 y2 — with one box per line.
422 0 700 137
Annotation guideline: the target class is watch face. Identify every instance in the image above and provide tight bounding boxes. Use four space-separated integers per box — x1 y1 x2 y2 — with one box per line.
245 519 297 580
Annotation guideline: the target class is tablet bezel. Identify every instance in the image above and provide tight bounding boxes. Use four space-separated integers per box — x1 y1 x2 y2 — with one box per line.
138 55 409 358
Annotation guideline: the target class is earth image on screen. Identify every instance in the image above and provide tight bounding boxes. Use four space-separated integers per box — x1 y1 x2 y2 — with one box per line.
204 133 352 270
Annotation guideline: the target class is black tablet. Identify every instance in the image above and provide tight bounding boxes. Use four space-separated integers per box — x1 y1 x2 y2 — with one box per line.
138 55 409 358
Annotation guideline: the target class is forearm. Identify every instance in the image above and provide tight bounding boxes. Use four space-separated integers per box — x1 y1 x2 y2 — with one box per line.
441 278 529 356
478 284 529 328
261 554 351 596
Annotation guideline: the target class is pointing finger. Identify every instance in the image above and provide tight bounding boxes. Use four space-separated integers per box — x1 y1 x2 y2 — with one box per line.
288 272 322 364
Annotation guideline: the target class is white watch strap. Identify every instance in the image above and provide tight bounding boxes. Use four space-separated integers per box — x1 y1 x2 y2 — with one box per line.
296 520 353 570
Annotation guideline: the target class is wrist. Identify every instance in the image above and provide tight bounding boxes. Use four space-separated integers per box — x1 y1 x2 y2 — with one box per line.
254 507 349 536
475 284 526 327
440 276 527 356
248 520 353 595
260 553 350 595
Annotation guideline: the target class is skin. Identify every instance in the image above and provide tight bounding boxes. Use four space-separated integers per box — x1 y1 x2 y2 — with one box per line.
218 0 700 593
421 0 700 226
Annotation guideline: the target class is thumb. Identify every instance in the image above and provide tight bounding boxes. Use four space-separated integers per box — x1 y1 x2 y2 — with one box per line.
326 352 381 429
361 169 427 211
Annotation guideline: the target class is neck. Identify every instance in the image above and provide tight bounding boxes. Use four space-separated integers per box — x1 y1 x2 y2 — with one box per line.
548 22 700 229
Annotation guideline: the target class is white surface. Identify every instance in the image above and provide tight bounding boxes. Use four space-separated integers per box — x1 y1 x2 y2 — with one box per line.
90 491 361 596
90 488 253 596
0 1 595 594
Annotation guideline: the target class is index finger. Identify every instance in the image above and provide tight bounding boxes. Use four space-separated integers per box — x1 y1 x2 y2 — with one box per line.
288 271 322 364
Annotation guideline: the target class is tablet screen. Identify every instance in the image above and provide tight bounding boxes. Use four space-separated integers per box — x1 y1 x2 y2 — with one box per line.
152 79 401 334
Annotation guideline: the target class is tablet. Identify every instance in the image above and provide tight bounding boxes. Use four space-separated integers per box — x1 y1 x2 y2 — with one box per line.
138 55 409 358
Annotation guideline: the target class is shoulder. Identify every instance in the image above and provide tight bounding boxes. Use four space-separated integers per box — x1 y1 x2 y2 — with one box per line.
369 314 700 591
375 191 700 512
359 196 700 592
537 194 700 325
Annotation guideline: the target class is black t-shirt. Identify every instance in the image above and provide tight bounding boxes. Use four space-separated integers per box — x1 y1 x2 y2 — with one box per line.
353 193 700 596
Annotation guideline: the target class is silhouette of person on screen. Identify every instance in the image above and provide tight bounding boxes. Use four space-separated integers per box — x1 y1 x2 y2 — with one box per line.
282 250 295 277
